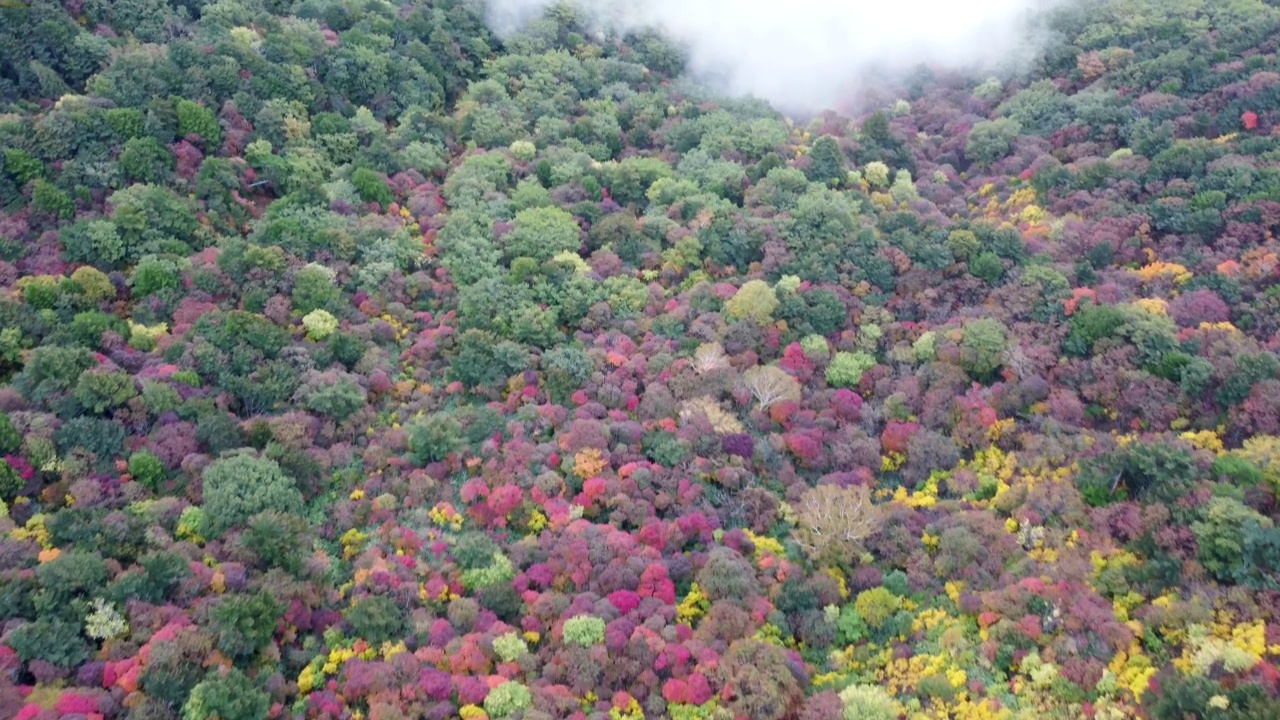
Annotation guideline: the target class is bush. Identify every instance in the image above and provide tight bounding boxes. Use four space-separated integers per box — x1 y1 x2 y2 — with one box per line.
201 451 303 536
182 667 270 720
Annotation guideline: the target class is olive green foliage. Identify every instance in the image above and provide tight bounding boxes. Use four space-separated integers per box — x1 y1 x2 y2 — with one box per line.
959 317 1008 379
407 412 463 465
723 279 779 323
182 668 270 720
201 452 303 536
8 618 90 668
208 591 283 662
176 99 221 147
1192 497 1272 582
503 206 581 262
966 118 1023 164
343 595 408 645
853 587 901 629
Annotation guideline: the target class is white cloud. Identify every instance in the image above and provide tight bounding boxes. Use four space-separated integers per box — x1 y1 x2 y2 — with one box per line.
483 0 1056 112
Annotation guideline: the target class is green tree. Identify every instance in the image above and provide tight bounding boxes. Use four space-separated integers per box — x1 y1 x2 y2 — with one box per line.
407 413 462 465
176 99 221 148
343 595 408 645
208 591 283 663
826 351 876 388
182 668 270 720
723 279 779 323
965 119 1022 165
503 206 580 263
1192 496 1272 582
959 318 1007 380
201 452 302 536
806 135 847 186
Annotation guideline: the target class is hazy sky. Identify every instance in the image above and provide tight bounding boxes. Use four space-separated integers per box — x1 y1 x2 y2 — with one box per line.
485 0 1054 112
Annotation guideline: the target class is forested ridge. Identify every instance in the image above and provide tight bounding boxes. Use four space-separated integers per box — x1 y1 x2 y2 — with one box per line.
1 0 1280 718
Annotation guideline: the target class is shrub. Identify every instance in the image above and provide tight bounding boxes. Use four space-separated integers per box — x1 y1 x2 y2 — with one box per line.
201 452 303 536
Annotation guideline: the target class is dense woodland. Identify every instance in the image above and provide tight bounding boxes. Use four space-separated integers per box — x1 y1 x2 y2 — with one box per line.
1 0 1280 718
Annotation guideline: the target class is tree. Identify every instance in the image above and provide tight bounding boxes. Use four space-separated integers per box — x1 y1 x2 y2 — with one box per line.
743 365 801 410
794 484 883 565
826 351 875 388
965 119 1022 165
959 318 1007 380
176 99 221 148
182 667 270 720
201 451 303 536
714 639 804 720
407 413 462 465
723 280 779 323
503 206 581 262
208 591 283 663
806 135 847 186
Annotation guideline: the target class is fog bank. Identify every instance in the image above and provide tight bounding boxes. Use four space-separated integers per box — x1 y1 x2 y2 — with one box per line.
484 0 1057 113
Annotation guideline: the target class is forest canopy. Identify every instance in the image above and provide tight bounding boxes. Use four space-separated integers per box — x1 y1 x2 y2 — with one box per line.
0 1 1279 719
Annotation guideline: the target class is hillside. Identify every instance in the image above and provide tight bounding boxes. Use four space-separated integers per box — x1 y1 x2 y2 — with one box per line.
1 1 1280 719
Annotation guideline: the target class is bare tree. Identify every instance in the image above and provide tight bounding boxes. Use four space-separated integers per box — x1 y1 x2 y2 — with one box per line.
692 341 729 375
793 484 883 565
742 365 800 410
